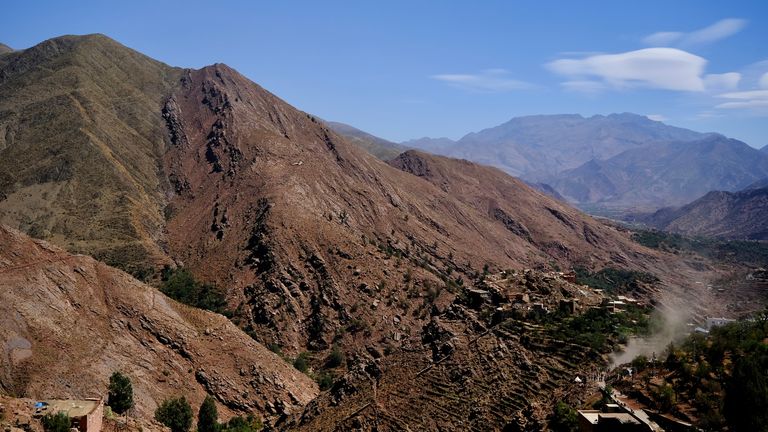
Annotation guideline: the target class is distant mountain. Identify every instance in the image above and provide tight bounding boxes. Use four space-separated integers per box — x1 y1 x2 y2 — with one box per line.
550 135 768 210
524 181 567 202
400 136 456 153
761 144 768 153
637 185 768 240
0 43 12 55
326 121 407 160
405 113 705 181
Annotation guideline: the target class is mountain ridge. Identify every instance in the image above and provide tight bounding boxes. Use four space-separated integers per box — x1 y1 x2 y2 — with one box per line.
404 112 707 181
550 134 768 210
635 185 768 240
0 33 183 275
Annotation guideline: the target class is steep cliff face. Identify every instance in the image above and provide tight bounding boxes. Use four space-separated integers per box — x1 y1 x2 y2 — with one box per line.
0 225 318 421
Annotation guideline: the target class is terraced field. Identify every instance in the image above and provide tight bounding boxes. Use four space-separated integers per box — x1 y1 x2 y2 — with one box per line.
286 313 605 431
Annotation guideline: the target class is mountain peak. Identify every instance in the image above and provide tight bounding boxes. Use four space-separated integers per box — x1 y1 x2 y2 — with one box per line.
0 43 13 54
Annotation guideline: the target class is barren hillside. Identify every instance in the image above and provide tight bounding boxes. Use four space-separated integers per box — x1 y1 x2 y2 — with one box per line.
0 225 317 422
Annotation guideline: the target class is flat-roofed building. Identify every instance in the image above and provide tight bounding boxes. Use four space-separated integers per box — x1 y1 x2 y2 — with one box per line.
34 398 103 432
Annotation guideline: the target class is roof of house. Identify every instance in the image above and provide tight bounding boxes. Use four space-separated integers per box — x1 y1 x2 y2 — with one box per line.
38 399 101 418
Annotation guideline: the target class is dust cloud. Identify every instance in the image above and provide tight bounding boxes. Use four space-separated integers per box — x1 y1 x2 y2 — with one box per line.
610 296 693 368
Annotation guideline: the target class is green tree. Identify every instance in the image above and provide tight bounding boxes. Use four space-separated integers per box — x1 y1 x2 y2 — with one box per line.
293 352 310 373
161 268 228 314
197 396 218 432
221 414 263 432
107 371 134 414
155 396 193 432
654 383 677 411
41 412 70 432
550 401 578 432
326 346 345 368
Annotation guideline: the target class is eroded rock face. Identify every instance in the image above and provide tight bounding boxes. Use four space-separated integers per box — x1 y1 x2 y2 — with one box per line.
0 225 318 421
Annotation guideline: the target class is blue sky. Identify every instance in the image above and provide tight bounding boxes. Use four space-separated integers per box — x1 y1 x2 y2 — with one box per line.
2 1 767 146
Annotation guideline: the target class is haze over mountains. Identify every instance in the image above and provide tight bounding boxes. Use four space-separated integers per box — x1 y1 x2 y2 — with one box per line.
396 114 768 212
0 33 766 431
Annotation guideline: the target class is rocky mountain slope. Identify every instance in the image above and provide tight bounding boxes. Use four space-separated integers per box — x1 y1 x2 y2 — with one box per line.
0 34 182 275
282 270 611 431
326 121 407 160
550 135 768 210
159 61 673 356
0 43 13 55
0 225 318 421
636 185 768 240
404 113 704 180
0 34 680 356
0 34 739 431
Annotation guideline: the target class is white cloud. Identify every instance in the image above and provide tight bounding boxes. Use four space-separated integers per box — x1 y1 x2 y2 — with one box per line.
718 90 768 100
761 72 768 89
643 32 683 46
431 69 532 93
643 18 747 47
715 89 768 111
549 49 741 94
547 48 707 91
716 100 768 109
704 72 741 91
646 114 667 122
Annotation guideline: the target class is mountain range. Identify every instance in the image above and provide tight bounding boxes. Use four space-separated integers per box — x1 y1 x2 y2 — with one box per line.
0 34 760 430
401 114 768 212
403 113 704 179
549 134 768 210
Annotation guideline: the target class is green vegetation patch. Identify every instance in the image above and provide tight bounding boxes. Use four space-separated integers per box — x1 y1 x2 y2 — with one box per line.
637 311 768 431
539 305 656 352
574 266 659 294
160 267 229 315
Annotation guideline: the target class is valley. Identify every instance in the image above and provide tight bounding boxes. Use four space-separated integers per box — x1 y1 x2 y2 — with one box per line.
0 30 766 432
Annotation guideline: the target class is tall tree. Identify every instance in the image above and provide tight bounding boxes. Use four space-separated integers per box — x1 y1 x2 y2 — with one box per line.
107 371 134 414
155 396 193 432
198 395 219 432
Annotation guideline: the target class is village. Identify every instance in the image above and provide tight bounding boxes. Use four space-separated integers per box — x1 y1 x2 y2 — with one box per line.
1 267 737 432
